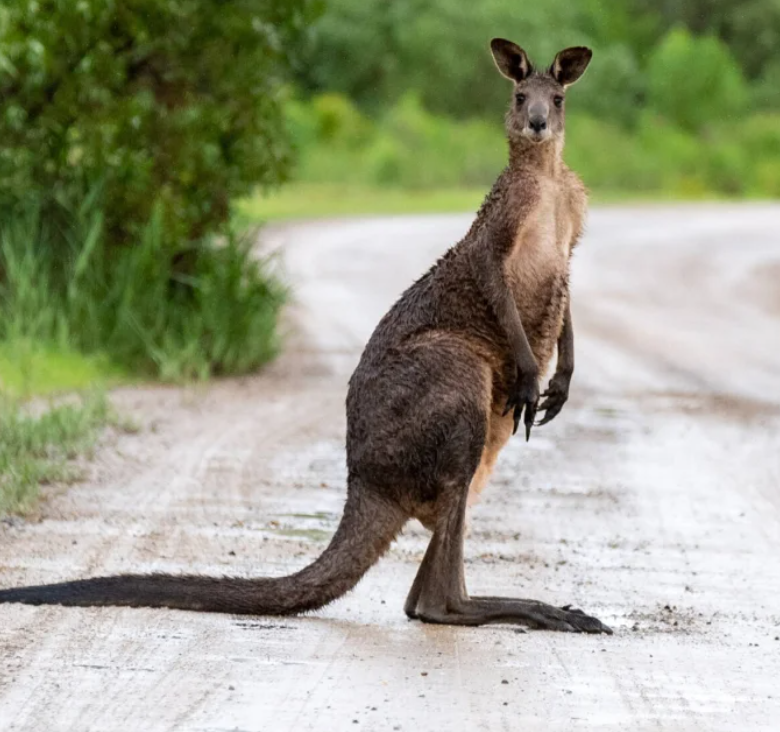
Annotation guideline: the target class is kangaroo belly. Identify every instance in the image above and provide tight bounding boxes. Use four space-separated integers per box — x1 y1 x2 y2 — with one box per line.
506 253 570 374
521 270 569 373
505 187 574 374
467 409 514 506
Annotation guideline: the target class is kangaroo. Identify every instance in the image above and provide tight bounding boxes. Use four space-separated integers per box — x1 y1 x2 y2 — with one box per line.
0 40 611 633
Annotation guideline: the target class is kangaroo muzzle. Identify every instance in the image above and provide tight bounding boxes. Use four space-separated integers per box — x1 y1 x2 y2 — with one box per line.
526 101 550 140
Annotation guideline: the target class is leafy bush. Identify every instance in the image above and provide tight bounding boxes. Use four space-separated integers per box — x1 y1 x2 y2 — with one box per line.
0 0 319 244
646 27 748 131
0 197 286 381
740 114 780 195
635 0 780 81
288 93 506 189
572 43 644 126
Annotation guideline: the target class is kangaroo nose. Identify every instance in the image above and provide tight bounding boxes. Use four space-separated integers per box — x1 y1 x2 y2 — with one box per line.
529 117 547 132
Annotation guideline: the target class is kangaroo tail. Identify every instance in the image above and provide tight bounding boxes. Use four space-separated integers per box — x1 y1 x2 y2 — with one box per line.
0 486 407 615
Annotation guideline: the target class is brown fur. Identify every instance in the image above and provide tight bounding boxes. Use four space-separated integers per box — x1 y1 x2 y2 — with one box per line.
0 40 611 634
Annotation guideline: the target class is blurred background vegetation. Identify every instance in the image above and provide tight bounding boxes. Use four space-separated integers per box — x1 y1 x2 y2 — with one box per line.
252 0 780 219
1 0 778 393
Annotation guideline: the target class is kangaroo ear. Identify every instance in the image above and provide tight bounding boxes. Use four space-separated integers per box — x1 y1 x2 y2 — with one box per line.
490 38 532 83
550 47 593 87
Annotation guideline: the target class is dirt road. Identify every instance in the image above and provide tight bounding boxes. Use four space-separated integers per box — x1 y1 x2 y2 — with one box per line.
1 205 779 731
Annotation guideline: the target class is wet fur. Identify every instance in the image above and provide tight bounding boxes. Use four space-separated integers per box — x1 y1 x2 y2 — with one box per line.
347 157 587 517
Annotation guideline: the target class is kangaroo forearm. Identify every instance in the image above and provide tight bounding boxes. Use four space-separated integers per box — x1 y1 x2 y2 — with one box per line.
496 287 537 373
469 244 537 374
556 303 574 375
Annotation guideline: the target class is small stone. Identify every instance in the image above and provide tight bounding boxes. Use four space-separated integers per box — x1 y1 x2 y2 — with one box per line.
501 679 509 685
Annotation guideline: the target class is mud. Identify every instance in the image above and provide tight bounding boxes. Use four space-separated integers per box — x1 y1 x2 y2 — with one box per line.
1 204 780 731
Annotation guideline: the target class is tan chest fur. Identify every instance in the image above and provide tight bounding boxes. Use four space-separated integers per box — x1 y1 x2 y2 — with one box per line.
505 177 582 299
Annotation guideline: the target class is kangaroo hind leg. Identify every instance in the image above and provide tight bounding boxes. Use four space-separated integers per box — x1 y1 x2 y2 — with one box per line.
408 474 612 634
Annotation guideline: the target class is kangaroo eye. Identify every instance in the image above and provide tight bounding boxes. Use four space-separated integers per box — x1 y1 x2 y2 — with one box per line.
553 95 564 108
515 93 526 105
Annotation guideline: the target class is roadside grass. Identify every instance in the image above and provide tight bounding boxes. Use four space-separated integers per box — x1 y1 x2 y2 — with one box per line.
0 392 122 515
238 184 488 222
0 331 137 516
0 340 128 400
239 183 742 223
0 198 286 383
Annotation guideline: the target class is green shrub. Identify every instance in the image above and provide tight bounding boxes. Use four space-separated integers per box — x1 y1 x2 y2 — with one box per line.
288 93 506 189
634 0 780 82
731 113 780 195
0 0 319 244
646 27 748 131
571 43 644 127
0 197 286 381
565 115 659 191
753 61 780 111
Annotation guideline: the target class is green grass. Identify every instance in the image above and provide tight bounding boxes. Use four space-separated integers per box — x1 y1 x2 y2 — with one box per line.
239 184 488 222
0 340 134 516
0 341 127 400
1 198 286 383
0 392 117 515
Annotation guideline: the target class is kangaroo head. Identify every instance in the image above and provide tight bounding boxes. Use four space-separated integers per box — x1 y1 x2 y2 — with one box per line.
490 39 592 147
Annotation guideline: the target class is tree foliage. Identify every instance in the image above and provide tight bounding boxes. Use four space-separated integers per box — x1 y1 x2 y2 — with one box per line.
296 0 647 122
297 0 780 126
639 0 780 80
0 0 320 243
